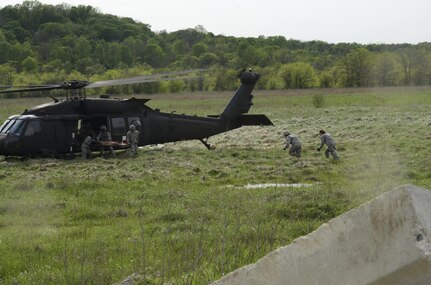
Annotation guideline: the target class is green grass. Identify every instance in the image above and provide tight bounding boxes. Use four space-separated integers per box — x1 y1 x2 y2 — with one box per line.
1 87 431 284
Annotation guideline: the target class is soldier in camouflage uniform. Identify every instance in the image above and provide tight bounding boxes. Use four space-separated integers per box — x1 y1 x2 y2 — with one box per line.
283 131 302 158
317 130 339 160
126 124 140 157
81 135 93 159
97 125 116 157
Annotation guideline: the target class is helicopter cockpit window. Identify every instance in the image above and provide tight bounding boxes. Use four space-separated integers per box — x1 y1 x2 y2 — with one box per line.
1 119 25 135
128 117 141 128
0 120 11 133
24 120 42 136
111 117 125 135
8 119 26 135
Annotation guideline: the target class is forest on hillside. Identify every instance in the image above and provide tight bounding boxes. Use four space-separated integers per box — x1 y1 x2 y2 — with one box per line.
1 0 430 97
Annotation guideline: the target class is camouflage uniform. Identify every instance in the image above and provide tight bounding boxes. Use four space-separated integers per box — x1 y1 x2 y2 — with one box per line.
284 132 302 157
318 132 339 160
81 135 93 159
126 125 140 157
97 126 116 157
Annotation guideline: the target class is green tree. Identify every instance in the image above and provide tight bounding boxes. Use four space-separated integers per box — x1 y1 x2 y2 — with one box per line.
172 39 187 54
0 30 10 64
397 47 415 85
237 41 266 67
106 43 123 69
74 36 92 59
22 56 38 72
411 47 430 85
69 5 97 24
373 52 400 86
120 45 133 66
199 52 218 67
337 48 372 87
265 76 284 90
76 57 95 75
52 45 73 65
169 80 186 93
173 28 203 51
17 0 44 30
191 42 208 57
279 62 318 88
0 64 16 85
9 41 35 63
143 43 164 68
34 22 71 43
214 69 238 91
319 69 336 88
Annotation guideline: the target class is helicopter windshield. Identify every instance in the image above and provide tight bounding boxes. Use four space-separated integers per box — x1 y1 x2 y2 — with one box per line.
0 119 26 135
8 119 26 135
0 120 11 133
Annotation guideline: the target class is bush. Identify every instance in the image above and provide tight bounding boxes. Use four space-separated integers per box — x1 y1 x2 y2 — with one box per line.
312 94 325 108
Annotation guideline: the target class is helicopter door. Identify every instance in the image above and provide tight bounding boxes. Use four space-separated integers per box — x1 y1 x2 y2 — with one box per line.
51 119 71 154
83 117 109 139
111 117 126 141
20 119 45 154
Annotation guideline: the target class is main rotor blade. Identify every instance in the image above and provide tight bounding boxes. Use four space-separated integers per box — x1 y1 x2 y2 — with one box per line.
85 69 205 89
0 84 52 88
0 85 53 88
0 85 63 93
0 69 206 93
85 76 199 89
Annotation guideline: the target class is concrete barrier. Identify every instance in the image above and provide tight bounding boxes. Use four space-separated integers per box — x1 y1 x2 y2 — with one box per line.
212 185 431 285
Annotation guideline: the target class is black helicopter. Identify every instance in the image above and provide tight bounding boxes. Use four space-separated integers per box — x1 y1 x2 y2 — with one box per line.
0 70 273 158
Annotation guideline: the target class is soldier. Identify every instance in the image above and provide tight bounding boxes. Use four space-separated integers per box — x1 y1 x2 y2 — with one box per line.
79 122 95 140
283 131 302 158
96 125 116 157
81 135 93 159
126 124 140 157
317 130 339 160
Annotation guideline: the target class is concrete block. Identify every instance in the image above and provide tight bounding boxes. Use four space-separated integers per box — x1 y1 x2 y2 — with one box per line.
212 185 431 285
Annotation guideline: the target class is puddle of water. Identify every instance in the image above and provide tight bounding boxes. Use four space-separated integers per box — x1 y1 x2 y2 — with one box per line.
244 183 314 189
226 183 316 189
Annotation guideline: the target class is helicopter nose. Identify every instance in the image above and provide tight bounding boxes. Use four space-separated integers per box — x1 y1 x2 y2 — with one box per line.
0 134 18 156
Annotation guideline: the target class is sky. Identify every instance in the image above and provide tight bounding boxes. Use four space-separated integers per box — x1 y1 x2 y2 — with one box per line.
1 0 430 44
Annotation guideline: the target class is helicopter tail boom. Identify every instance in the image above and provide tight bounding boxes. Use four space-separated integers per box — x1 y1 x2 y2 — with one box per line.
220 71 273 129
220 71 259 120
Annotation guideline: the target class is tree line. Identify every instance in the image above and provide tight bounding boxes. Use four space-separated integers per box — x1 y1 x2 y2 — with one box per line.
0 0 430 97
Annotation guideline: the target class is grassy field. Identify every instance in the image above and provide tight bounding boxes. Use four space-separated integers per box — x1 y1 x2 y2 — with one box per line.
1 87 431 284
